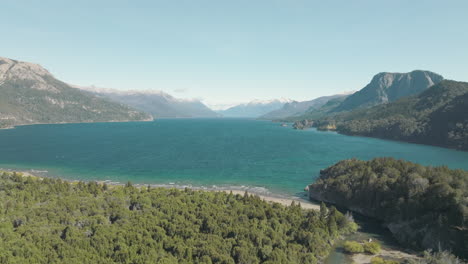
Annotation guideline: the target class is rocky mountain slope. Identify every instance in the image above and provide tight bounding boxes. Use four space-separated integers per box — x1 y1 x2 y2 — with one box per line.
333 70 444 112
218 99 291 118
79 87 220 118
0 57 151 128
314 80 468 151
293 71 444 122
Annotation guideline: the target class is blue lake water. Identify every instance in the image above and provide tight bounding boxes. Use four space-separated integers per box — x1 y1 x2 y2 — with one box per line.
1 119 467 196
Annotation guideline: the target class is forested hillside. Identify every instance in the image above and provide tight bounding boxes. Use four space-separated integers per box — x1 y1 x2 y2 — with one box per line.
308 158 468 259
0 172 357 264
313 80 468 150
0 57 151 128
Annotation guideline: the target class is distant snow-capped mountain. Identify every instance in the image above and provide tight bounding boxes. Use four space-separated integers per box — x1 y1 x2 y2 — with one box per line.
78 86 220 118
217 98 292 118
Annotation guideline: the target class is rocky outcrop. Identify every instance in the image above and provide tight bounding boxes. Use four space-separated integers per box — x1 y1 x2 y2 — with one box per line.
292 120 314 130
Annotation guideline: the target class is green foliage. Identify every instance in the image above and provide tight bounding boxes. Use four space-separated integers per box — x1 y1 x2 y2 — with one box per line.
309 158 468 258
371 257 385 264
312 80 468 150
0 172 357 263
371 256 399 264
364 241 381 255
343 241 364 254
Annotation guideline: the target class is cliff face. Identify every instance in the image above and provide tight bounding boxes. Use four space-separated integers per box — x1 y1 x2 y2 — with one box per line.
308 158 468 258
0 57 152 128
332 70 444 112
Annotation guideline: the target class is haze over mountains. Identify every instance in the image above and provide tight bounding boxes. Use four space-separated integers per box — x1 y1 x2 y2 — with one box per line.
217 99 292 118
79 87 220 118
0 57 151 128
259 94 350 120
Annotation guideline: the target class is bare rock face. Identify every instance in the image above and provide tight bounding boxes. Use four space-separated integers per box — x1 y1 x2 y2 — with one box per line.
333 70 444 112
0 56 151 128
0 57 58 92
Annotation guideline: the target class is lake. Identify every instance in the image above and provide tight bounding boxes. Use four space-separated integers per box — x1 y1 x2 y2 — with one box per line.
1 118 467 197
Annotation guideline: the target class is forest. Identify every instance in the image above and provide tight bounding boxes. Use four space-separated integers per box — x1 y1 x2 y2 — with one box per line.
0 171 357 264
308 158 468 259
312 80 468 151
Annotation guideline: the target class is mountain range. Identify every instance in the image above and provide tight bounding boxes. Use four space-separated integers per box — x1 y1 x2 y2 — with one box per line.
217 99 292 118
0 57 151 129
259 94 350 120
260 71 443 122
79 87 219 118
291 70 445 122
2 56 466 151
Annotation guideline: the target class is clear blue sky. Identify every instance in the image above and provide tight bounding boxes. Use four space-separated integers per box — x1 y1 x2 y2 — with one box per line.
2 0 467 108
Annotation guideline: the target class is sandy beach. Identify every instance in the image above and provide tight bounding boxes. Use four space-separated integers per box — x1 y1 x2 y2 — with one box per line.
6 169 321 210
221 190 321 210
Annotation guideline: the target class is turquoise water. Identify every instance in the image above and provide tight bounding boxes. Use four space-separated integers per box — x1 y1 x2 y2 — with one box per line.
1 119 467 196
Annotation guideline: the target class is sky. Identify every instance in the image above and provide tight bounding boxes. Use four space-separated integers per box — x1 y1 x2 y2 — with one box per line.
1 0 468 109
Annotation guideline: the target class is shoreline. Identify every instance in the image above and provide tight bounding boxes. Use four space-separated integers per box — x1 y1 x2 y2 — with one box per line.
219 189 320 210
4 168 321 210
0 118 155 130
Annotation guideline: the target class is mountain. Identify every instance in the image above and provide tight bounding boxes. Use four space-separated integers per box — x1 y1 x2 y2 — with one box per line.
0 57 151 129
290 70 444 122
332 70 444 112
260 94 349 120
313 80 468 150
79 87 220 118
218 99 292 118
